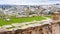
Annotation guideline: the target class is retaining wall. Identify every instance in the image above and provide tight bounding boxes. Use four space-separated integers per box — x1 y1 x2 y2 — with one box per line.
0 21 60 34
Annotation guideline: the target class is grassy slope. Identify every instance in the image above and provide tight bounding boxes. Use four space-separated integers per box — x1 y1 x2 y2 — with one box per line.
0 16 46 26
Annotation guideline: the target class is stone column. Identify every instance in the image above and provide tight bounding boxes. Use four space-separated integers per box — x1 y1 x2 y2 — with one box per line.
51 12 60 34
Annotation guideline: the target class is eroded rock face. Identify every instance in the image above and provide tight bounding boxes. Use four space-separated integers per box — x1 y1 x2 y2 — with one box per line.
42 24 52 34
50 22 60 34
22 28 32 34
14 29 22 34
0 31 12 34
51 23 60 34
31 26 40 34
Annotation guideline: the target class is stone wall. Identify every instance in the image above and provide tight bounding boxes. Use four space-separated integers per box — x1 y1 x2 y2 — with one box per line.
0 21 60 34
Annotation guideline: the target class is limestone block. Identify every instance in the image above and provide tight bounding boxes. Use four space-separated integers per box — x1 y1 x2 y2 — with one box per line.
51 23 60 34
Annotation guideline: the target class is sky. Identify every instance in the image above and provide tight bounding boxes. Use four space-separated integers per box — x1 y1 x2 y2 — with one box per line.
0 0 60 5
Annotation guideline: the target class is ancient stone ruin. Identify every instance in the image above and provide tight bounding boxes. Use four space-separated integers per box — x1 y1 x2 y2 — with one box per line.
0 12 60 34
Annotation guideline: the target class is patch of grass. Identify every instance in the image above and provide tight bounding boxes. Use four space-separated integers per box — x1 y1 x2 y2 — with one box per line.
0 16 46 26
44 15 52 18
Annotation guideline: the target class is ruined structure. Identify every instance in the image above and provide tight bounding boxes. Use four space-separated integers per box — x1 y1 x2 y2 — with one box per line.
51 12 60 34
0 12 60 34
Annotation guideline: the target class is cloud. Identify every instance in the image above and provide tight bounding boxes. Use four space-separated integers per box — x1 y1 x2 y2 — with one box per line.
0 0 60 5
